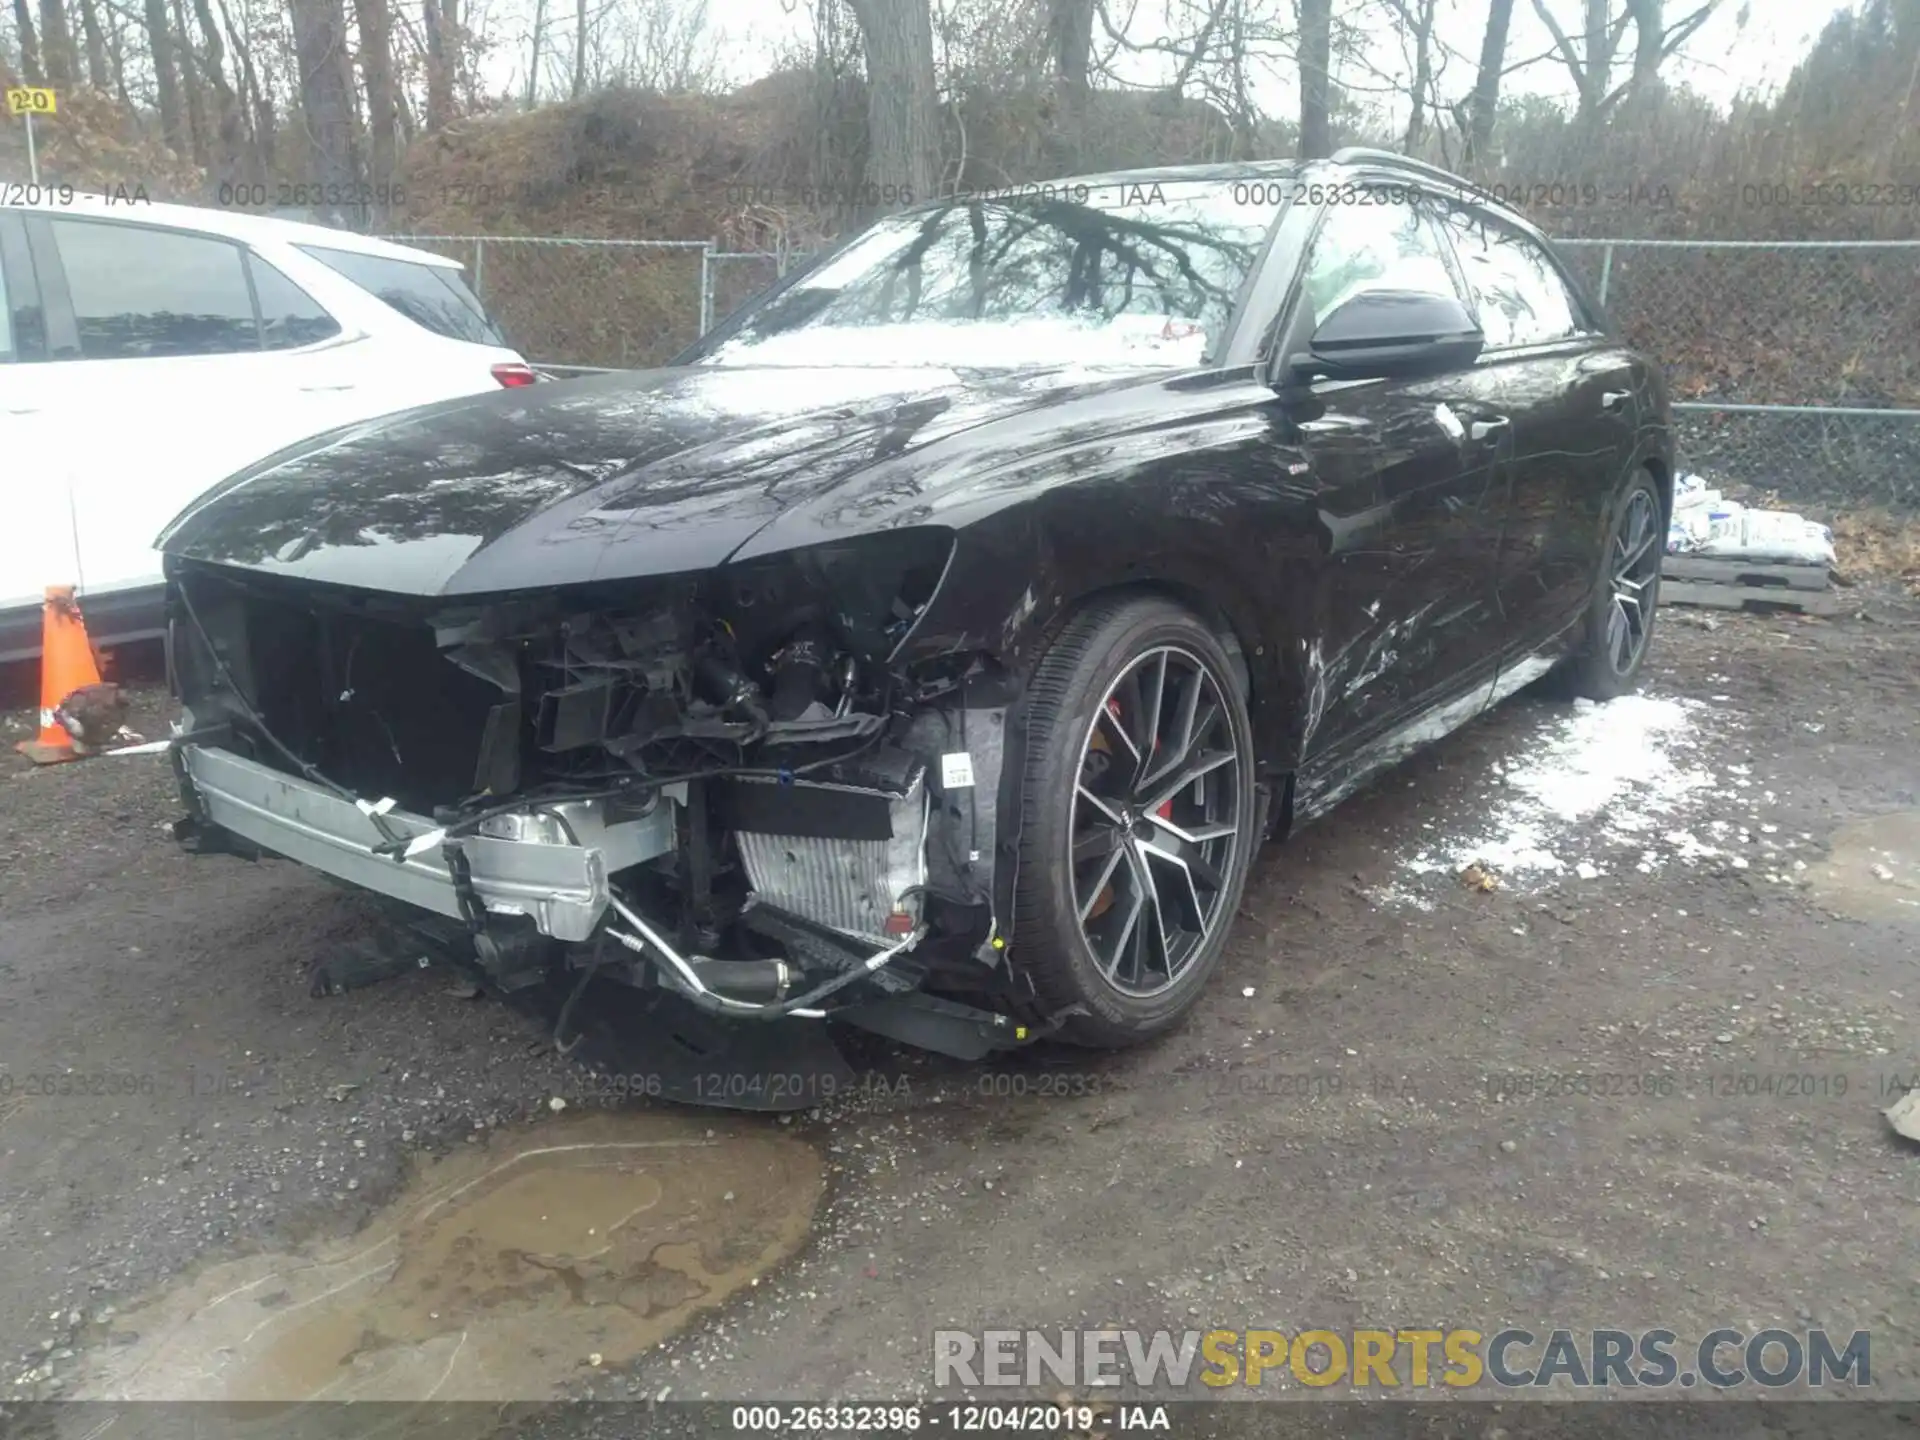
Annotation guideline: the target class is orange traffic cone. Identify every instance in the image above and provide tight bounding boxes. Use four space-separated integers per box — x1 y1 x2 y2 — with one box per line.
16 586 106 765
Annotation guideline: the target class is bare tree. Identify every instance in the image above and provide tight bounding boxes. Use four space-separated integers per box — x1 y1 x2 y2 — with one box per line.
422 0 455 127
605 0 718 92
187 0 246 180
525 0 544 103
219 0 271 173
172 0 207 161
290 0 362 210
1083 0 1291 157
1459 0 1514 162
569 0 584 94
38 0 74 82
12 0 44 84
1529 0 1718 130
1046 0 1094 93
76 0 108 87
1383 0 1440 149
143 0 185 151
1298 0 1332 157
845 0 942 203
352 0 397 185
1622 0 1717 98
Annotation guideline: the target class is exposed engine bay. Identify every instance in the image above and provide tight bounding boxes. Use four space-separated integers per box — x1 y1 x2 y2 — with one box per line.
165 535 1046 1089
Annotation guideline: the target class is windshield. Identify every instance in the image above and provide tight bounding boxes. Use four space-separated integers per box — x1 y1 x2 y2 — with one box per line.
693 179 1283 370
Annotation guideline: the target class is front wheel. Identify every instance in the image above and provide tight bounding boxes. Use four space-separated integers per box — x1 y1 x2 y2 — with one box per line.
1556 474 1664 701
1009 596 1259 1047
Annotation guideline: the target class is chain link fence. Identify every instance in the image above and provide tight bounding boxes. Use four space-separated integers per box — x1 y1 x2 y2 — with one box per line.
390 235 716 369
389 232 1920 514
1559 238 1920 511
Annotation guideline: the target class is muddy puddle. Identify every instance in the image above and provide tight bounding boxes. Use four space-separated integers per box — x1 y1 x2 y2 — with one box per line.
75 1111 821 1406
1808 810 1920 923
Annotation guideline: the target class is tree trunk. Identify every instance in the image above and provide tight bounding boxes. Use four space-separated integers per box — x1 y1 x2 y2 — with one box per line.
1463 0 1513 164
108 8 130 103
525 0 544 105
845 0 940 205
422 0 454 127
12 0 44 85
217 0 267 180
289 0 362 218
1297 0 1332 158
1626 0 1664 96
1046 0 1094 94
187 0 244 185
570 0 585 96
1582 0 1608 115
143 0 184 153
172 0 207 164
38 0 74 84
1402 0 1434 150
76 0 108 87
351 0 397 190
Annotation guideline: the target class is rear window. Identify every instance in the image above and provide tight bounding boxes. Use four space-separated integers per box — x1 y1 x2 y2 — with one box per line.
297 244 505 347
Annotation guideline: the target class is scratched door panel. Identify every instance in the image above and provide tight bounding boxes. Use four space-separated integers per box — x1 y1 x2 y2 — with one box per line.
1289 373 1503 761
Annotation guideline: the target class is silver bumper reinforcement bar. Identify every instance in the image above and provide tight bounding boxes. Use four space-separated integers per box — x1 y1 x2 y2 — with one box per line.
177 745 676 942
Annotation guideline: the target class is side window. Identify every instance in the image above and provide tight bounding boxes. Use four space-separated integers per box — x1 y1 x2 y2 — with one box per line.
0 216 43 361
296 245 506 347
1300 193 1464 329
50 219 259 359
0 241 13 362
1436 205 1582 349
248 254 342 350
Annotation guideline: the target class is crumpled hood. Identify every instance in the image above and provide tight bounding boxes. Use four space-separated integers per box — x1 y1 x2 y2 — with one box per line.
158 363 1146 597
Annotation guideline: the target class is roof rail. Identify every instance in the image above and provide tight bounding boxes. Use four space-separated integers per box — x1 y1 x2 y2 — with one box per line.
1327 146 1478 193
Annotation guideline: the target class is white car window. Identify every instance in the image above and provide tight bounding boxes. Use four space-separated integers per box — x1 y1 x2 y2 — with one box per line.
297 245 505 347
51 218 260 359
0 246 12 361
248 254 342 350
0 219 42 360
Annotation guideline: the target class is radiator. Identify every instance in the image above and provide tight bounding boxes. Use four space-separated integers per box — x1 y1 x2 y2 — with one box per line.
732 774 928 944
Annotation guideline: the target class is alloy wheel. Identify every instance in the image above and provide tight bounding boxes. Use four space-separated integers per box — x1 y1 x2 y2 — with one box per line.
1605 488 1661 676
1068 645 1244 999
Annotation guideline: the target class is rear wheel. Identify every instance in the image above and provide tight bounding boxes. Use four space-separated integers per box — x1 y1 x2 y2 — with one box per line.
1556 474 1664 701
1010 596 1258 1047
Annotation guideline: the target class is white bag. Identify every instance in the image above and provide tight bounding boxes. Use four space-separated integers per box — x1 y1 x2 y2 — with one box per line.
1696 508 1835 566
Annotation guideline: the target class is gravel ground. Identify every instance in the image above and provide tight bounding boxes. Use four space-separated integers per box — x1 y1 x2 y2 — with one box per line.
1 592 1917 1421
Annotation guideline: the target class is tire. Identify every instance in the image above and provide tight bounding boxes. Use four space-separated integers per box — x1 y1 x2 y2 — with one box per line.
1009 595 1259 1047
1555 472 1665 701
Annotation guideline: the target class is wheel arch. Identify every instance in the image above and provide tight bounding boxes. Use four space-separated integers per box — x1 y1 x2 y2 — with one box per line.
1640 453 1673 523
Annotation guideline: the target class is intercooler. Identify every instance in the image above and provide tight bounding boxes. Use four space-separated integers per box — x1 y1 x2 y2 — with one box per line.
723 763 930 944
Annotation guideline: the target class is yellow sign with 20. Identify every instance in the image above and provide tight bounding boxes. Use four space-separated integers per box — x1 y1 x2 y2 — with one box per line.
5 87 57 116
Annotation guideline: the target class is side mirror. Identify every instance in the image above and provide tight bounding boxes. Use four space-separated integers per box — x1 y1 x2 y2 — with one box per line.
1290 289 1484 382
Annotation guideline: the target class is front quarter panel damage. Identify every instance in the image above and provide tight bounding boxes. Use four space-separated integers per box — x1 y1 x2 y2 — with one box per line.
162 358 1346 1045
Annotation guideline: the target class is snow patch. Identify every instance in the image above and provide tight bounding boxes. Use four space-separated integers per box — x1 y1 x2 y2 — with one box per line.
1403 694 1728 882
1365 882 1437 912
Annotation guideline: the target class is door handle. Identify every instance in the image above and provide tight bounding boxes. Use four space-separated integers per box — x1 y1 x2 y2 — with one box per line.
300 383 358 392
1469 416 1509 442
1601 389 1631 411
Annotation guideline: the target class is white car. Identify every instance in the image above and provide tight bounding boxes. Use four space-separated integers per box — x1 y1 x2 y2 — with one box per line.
0 193 533 661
